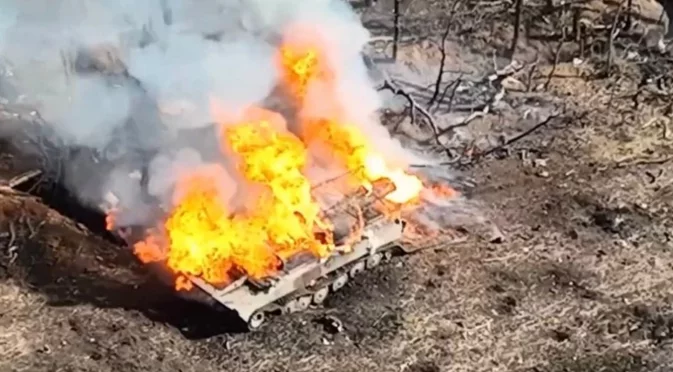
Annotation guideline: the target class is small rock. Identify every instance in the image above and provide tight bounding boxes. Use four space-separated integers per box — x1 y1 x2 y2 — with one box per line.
537 170 550 178
38 345 51 354
489 226 506 244
501 76 526 92
533 158 548 168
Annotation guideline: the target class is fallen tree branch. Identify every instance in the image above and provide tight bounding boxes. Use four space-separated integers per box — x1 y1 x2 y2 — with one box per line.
475 110 563 159
432 75 463 113
429 86 505 140
615 155 673 168
378 79 454 159
8 169 43 189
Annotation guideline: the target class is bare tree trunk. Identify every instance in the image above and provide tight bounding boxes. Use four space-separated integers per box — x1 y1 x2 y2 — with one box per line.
509 0 524 57
658 0 673 38
393 0 400 61
626 0 634 30
606 4 624 76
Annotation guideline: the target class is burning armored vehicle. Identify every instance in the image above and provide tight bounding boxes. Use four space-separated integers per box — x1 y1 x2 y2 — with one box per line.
99 48 469 328
110 170 467 330
30 2 474 330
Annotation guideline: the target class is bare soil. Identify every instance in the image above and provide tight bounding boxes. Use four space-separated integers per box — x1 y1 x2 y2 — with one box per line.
2 1 673 371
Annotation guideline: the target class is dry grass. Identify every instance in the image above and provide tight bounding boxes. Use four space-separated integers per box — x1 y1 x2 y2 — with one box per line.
0 282 47 372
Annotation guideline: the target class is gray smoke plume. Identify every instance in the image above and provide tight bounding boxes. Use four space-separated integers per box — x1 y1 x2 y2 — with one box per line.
0 0 426 228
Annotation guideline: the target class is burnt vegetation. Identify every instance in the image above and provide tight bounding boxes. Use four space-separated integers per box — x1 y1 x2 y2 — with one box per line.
1 0 673 371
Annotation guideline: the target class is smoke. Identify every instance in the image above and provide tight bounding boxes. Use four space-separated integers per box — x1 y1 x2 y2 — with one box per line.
0 0 420 227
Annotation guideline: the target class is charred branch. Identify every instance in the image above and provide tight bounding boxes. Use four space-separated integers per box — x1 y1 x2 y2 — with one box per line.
433 75 463 114
476 108 565 160
428 23 452 109
7 170 43 189
377 79 454 160
427 0 462 109
393 0 401 60
544 40 565 91
526 56 539 92
509 0 524 58
616 155 673 168
377 79 439 135
605 3 625 77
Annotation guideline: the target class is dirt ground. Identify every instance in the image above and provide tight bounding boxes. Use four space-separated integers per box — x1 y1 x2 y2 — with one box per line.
2 0 673 371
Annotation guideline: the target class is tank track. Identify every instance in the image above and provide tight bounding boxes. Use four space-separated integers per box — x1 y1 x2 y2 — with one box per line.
111 167 475 330
240 225 471 330
240 241 403 330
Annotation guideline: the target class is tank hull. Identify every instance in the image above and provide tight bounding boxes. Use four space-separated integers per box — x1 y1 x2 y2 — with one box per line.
189 217 405 327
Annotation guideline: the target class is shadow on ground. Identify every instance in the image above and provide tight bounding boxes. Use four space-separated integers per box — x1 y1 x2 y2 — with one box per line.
0 184 249 339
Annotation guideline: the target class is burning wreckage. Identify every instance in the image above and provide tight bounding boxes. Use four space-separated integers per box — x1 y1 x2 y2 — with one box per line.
109 174 465 330
84 28 471 330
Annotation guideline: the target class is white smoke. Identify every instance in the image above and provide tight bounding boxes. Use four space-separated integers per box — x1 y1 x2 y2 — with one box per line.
0 0 417 227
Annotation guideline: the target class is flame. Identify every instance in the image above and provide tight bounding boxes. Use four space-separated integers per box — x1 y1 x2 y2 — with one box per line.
132 108 334 289
428 184 459 199
105 211 116 231
278 41 423 205
120 27 433 291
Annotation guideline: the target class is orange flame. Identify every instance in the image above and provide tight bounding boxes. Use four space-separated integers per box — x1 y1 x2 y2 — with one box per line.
278 41 423 205
132 108 334 289
105 212 116 231
125 26 431 291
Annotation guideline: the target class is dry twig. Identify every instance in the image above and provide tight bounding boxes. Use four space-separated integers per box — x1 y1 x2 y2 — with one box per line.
605 2 625 76
526 56 539 92
544 40 565 90
7 170 42 189
427 0 462 109
615 156 673 168
378 79 454 159
7 221 16 250
436 76 463 114
476 110 564 160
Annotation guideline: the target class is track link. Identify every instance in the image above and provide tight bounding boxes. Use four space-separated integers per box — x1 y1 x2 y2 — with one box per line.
245 243 402 330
